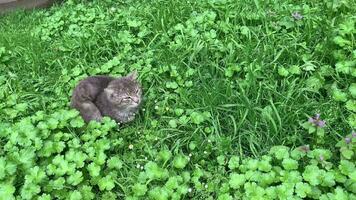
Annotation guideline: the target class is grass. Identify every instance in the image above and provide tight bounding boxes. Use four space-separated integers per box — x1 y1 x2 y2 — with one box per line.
0 0 353 155
0 0 355 199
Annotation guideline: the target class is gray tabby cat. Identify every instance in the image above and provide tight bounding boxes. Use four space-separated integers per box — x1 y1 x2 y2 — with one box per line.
95 72 142 124
70 71 142 123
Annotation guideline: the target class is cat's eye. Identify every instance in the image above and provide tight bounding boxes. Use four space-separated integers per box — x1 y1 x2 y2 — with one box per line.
111 93 119 98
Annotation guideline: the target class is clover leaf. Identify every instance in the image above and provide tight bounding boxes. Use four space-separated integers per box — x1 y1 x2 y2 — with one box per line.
67 171 83 186
228 173 245 189
70 117 85 128
269 146 289 159
69 190 82 200
98 175 115 191
282 158 298 170
132 183 147 196
87 162 101 177
228 156 240 169
107 156 123 169
0 183 16 200
145 162 169 180
303 165 322 186
173 155 188 169
295 182 311 198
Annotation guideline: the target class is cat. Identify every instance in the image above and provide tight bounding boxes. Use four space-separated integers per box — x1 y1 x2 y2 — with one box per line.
70 71 142 123
70 75 114 122
95 72 142 124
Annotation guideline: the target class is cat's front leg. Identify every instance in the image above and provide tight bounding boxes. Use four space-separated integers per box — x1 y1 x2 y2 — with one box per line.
79 102 103 122
114 111 135 124
126 113 136 122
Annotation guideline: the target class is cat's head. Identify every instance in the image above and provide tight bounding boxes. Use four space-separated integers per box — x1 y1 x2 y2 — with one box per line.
104 71 142 108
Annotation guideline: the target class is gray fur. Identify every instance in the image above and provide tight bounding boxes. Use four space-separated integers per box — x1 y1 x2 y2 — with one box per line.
70 72 142 123
95 72 142 123
70 75 114 122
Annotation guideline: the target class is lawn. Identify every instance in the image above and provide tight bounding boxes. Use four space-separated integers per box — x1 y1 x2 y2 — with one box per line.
0 0 355 199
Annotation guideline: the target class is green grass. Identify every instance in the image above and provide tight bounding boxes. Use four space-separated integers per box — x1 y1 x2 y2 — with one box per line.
0 0 354 153
0 0 355 198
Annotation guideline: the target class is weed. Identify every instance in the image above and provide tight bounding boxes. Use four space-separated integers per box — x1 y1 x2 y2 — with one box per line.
0 0 355 199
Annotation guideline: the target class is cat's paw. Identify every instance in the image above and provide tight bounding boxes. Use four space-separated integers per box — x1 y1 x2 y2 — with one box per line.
115 112 136 124
94 116 103 122
123 113 136 123
127 114 135 122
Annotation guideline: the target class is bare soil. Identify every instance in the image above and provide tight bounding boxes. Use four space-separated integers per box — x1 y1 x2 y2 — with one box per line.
0 0 59 13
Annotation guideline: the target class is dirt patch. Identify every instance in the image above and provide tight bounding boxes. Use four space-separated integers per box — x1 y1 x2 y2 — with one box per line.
0 0 61 13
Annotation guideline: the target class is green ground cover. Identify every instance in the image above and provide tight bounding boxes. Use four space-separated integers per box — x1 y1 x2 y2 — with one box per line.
0 0 355 199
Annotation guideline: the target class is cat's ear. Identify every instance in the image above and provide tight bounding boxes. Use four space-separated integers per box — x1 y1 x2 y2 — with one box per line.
127 71 138 80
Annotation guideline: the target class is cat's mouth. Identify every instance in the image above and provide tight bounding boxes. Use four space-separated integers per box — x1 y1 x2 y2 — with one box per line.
130 102 139 107
131 97 140 104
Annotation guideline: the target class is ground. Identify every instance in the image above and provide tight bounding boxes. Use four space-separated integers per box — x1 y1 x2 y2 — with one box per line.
0 0 355 199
